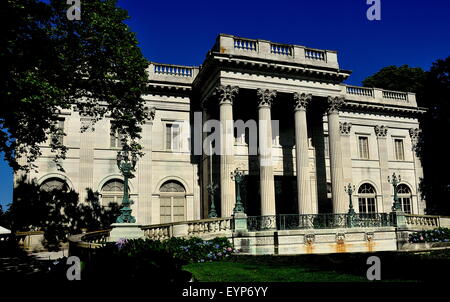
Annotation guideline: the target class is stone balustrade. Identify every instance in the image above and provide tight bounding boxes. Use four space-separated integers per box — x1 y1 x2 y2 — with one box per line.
304 48 326 61
147 62 199 84
346 85 374 97
142 217 233 240
213 34 339 68
405 214 440 230
270 43 293 56
382 90 408 101
343 85 417 107
141 223 173 240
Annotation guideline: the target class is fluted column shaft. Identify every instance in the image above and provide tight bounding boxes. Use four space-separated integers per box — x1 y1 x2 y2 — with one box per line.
79 117 95 203
257 89 277 216
375 125 390 212
327 96 346 213
410 128 424 214
137 107 155 224
216 85 239 217
293 93 314 214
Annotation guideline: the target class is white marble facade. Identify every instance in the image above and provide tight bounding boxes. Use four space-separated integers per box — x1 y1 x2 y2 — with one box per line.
15 34 426 225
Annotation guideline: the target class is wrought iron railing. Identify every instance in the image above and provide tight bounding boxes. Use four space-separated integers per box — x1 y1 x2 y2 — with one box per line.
248 213 394 231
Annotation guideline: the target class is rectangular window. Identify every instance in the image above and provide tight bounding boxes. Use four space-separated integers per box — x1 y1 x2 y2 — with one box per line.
51 119 64 145
165 123 181 151
110 128 124 148
324 135 330 158
394 139 405 160
358 136 369 159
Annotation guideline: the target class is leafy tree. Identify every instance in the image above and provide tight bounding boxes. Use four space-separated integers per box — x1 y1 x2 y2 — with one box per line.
0 0 148 171
419 57 450 214
362 65 427 105
10 176 120 250
362 59 450 215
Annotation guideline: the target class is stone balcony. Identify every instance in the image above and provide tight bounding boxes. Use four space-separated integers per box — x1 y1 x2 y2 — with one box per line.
343 85 418 108
147 62 199 85
210 33 340 69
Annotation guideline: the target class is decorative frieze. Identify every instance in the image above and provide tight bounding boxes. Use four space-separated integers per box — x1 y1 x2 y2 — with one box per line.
257 88 277 107
326 96 345 114
339 122 352 135
215 85 239 105
293 92 312 111
374 125 388 138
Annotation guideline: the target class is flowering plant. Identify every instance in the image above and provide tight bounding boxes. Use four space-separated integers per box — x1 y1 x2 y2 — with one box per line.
409 228 450 243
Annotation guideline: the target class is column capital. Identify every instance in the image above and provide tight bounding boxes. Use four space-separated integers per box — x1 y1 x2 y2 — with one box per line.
339 122 352 135
409 128 421 141
215 85 239 105
409 128 421 150
326 96 345 114
143 106 156 124
293 92 312 111
257 88 277 108
374 125 388 138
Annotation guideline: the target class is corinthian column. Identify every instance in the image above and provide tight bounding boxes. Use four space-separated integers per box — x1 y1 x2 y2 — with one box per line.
340 122 353 185
293 92 314 214
137 106 155 224
79 115 95 203
375 125 390 212
257 88 277 216
327 96 346 213
216 85 239 217
410 128 425 214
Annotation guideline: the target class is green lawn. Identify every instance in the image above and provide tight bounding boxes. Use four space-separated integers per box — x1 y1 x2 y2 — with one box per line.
183 250 450 282
184 261 369 282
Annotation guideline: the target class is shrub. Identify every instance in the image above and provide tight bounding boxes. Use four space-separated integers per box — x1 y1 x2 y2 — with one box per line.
163 237 235 263
82 237 235 282
409 228 450 243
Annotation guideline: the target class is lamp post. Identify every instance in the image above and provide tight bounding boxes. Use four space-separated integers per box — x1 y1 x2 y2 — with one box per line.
116 150 137 223
230 168 245 214
388 173 402 212
344 183 356 215
207 183 218 218
344 183 356 227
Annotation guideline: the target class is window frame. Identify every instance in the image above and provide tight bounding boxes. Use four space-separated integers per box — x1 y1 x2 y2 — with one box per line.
357 136 370 159
357 183 377 214
163 121 182 151
394 138 405 161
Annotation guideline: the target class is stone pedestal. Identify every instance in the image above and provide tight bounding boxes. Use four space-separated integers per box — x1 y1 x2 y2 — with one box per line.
233 212 248 232
108 223 145 242
393 211 407 228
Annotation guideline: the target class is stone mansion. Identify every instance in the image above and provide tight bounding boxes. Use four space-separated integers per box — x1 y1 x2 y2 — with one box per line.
16 34 426 225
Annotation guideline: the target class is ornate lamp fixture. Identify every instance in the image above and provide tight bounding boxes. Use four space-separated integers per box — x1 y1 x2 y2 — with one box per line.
344 183 356 215
116 150 137 223
207 183 218 218
388 173 402 212
230 168 245 214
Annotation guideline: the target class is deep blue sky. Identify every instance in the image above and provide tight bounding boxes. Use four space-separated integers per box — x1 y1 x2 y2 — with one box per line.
1 0 449 209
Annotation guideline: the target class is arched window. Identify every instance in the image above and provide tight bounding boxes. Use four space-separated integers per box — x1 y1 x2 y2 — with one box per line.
101 179 125 206
397 184 412 214
358 183 377 214
160 180 186 223
40 178 68 192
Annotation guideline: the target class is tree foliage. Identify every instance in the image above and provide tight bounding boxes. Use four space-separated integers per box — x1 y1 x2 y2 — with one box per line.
9 176 120 250
362 65 427 105
362 58 450 214
0 0 149 171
